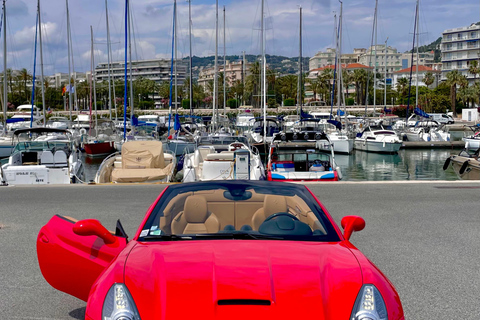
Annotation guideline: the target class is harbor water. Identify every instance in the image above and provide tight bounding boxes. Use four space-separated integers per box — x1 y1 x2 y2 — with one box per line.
83 148 460 182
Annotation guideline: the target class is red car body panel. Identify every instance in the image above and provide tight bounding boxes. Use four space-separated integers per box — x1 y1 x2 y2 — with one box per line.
36 215 127 301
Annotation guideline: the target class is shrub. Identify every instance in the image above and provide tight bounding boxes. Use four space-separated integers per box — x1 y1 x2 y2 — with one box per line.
284 98 295 106
227 99 239 109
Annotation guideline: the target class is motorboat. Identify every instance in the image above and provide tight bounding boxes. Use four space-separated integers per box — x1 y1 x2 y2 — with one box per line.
245 117 281 145
354 123 402 154
463 125 480 150
46 117 72 130
182 135 265 182
403 120 450 142
443 148 480 180
235 111 255 133
95 140 176 183
0 128 84 185
6 105 43 132
267 132 341 181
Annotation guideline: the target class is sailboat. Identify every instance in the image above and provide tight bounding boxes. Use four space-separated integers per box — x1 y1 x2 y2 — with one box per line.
82 26 116 157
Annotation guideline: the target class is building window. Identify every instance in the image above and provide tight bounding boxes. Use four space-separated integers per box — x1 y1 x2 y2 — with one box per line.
457 61 462 68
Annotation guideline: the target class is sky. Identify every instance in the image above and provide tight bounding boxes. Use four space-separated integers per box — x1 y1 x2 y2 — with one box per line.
2 0 480 76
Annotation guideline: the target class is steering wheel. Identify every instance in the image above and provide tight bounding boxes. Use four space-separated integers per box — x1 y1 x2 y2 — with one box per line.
229 142 245 151
263 212 299 222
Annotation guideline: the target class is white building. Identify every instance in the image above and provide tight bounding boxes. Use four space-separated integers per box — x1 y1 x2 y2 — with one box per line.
198 60 251 93
95 58 187 85
392 65 439 89
309 48 365 71
441 23 480 84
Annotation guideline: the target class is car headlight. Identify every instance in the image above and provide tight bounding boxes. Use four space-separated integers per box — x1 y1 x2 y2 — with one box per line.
350 284 388 320
102 283 141 320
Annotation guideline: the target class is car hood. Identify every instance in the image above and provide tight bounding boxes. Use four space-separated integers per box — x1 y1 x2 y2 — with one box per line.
125 240 362 319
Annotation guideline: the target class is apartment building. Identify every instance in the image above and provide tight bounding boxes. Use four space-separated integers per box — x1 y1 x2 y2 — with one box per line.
197 60 252 92
441 23 480 83
309 48 365 71
95 58 187 85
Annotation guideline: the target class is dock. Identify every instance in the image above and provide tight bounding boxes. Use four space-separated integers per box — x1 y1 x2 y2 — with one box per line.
400 141 465 149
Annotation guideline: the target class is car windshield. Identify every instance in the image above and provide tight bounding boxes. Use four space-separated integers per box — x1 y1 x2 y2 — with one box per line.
139 181 340 242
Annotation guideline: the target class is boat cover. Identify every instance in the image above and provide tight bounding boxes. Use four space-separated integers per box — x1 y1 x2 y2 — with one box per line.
121 140 165 169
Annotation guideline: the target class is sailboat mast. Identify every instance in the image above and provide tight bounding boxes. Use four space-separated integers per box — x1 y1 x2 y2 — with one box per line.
91 26 98 139
174 0 178 115
2 0 6 134
261 0 266 140
66 0 72 121
385 37 388 107
123 0 128 140
38 0 46 125
213 0 218 131
365 0 376 117
415 0 419 108
188 0 193 116
223 5 226 115
330 13 337 118
105 0 112 120
297 6 302 116
406 0 419 123
128 0 134 120
373 0 378 114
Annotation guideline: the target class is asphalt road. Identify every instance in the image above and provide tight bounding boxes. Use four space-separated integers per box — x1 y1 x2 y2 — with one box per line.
1 181 480 319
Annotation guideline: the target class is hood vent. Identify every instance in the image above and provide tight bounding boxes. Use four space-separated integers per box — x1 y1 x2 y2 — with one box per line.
217 299 271 306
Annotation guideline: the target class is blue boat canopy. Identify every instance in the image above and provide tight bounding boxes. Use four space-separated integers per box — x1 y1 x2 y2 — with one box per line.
414 107 430 118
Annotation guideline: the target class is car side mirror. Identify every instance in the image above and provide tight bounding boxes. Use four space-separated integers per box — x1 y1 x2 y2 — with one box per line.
340 216 365 241
73 219 117 245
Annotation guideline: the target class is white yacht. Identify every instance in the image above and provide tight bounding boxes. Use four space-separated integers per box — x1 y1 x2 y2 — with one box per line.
6 105 43 132
182 136 265 182
1 128 84 185
354 124 402 154
403 120 450 142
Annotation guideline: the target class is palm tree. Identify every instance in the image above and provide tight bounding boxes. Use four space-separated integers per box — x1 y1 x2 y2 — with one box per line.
422 72 435 111
19 68 32 103
396 77 408 103
352 69 367 106
468 60 480 82
342 69 353 102
305 76 320 101
446 70 467 118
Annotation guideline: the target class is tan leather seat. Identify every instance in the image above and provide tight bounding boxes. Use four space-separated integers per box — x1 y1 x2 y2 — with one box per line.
251 195 288 231
171 195 220 234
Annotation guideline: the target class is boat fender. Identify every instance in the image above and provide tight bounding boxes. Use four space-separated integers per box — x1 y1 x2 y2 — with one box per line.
303 133 309 140
79 128 87 135
281 133 287 141
459 160 470 175
442 157 451 171
336 167 342 180
292 133 298 140
314 133 322 140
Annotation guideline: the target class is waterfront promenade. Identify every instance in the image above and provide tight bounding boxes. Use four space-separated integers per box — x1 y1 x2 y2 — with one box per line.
1 181 479 319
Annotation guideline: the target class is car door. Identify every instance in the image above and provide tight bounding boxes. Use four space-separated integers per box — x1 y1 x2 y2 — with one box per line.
37 215 127 302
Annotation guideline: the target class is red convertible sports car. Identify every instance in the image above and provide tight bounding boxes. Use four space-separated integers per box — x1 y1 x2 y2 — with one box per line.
37 181 404 320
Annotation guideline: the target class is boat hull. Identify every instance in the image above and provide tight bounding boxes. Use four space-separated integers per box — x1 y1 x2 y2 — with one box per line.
463 138 480 150
354 139 402 154
267 170 339 181
84 141 116 157
317 139 353 154
449 155 480 180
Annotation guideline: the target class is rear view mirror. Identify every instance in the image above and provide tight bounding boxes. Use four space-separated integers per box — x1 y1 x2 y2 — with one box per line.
73 219 117 245
340 216 365 241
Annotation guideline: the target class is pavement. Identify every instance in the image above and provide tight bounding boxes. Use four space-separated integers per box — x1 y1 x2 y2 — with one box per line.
1 181 480 319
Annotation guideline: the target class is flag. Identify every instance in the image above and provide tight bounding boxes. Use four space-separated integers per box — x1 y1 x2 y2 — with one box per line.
62 86 66 95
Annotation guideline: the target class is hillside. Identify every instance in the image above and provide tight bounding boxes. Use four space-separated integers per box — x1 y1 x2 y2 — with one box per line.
407 37 442 62
183 54 310 79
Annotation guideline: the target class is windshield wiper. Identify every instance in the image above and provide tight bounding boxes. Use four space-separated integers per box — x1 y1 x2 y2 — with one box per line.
195 232 284 240
142 234 193 241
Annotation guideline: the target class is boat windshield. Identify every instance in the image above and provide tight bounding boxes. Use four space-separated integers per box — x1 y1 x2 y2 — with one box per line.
13 140 72 153
139 181 340 242
198 136 249 147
